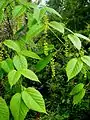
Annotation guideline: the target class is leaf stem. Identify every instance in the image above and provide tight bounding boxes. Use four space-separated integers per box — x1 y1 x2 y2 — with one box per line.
49 27 65 46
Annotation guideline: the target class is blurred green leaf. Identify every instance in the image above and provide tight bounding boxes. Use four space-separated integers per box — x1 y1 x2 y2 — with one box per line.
73 88 86 104
36 54 53 72
70 83 84 95
26 23 44 41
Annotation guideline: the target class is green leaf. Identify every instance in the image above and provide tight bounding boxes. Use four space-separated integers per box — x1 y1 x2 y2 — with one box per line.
12 5 26 18
45 7 62 18
73 88 86 104
21 50 41 60
13 55 27 70
49 21 64 34
27 12 34 28
0 0 7 10
1 58 14 73
81 56 90 67
10 93 29 120
26 23 44 41
22 87 46 113
25 2 37 9
8 70 21 87
0 10 4 23
66 58 83 80
36 54 53 72
70 83 84 95
0 97 9 120
68 34 81 50
33 6 40 21
39 8 46 19
15 38 26 50
21 69 40 82
75 33 90 42
4 40 20 53
19 0 28 5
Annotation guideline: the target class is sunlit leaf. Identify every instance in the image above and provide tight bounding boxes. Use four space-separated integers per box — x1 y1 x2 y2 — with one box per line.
66 58 83 80
49 21 64 34
21 69 40 82
45 7 62 18
21 50 41 60
75 33 90 42
8 70 21 87
33 6 40 21
4 40 21 53
22 87 46 113
1 58 14 73
13 55 27 70
81 55 90 67
0 97 9 120
68 34 81 50
10 93 29 120
12 5 26 18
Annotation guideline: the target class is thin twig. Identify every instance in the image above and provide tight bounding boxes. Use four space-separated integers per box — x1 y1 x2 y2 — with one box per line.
49 27 65 46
